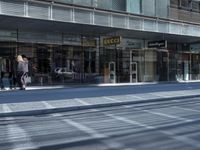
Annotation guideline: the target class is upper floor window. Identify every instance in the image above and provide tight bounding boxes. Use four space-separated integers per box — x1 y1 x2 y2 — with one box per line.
179 0 190 9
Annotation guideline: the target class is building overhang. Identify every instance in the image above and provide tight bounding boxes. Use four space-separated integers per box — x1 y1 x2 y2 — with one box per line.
0 14 200 44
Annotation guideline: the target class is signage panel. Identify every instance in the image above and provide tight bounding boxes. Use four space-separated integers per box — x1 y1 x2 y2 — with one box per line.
148 40 167 48
103 36 121 46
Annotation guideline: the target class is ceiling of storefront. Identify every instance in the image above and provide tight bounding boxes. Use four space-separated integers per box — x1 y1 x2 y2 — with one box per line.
0 14 200 44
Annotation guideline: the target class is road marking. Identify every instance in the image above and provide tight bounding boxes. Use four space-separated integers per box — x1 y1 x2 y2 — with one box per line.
103 96 121 102
105 113 200 149
136 107 189 121
150 92 170 98
42 101 55 109
75 98 91 105
64 119 107 138
106 113 155 129
162 130 200 148
128 95 145 100
5 117 37 150
173 106 200 113
63 118 132 149
2 104 12 113
139 109 193 122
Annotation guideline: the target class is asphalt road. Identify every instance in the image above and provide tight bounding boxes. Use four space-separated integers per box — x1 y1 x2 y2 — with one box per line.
0 82 200 104
1 96 200 150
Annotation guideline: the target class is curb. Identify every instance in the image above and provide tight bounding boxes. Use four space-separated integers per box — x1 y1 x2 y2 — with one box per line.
1 94 200 117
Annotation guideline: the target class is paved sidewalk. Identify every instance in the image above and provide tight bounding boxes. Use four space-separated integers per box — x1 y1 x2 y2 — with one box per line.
0 86 200 117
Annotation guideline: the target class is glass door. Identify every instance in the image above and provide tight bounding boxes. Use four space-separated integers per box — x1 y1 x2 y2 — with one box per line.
130 62 137 82
191 53 200 80
156 50 169 81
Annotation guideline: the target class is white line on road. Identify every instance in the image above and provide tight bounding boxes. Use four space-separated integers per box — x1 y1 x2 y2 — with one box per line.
128 95 145 100
42 101 55 109
162 130 200 148
64 119 107 139
2 104 12 113
63 118 133 149
105 113 200 149
149 92 171 98
139 109 193 122
105 113 155 129
173 106 200 113
5 117 38 150
75 98 91 105
103 96 122 102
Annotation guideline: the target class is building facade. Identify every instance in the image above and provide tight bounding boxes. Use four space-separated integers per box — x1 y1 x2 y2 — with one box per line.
0 0 200 86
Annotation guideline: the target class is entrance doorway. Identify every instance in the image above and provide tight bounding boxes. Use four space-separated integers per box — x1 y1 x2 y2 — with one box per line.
109 61 116 83
157 50 169 81
130 62 137 82
176 52 200 81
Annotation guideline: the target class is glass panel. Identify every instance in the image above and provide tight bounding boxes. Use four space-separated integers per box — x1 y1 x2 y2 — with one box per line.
170 23 182 34
0 42 17 89
28 2 49 20
112 0 126 11
74 9 91 24
129 17 142 30
142 0 156 16
191 54 200 80
94 12 110 26
94 0 112 10
0 30 17 41
144 19 156 31
1 0 25 16
54 0 72 4
170 0 179 8
180 0 190 9
112 15 126 28
144 50 157 82
156 0 169 18
191 1 199 11
73 0 92 7
158 21 169 33
126 0 140 14
157 51 169 81
53 6 72 22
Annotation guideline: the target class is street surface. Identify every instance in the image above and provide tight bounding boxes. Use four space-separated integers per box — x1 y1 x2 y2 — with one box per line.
1 96 200 150
0 82 200 104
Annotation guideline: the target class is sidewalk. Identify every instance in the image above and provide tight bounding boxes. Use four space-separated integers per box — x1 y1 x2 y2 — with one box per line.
1 82 200 117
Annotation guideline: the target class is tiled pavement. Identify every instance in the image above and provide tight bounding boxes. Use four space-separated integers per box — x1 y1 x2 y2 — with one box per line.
0 88 200 117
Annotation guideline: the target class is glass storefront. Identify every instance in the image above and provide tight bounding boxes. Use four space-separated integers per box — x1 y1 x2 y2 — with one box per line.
0 35 200 88
16 42 99 85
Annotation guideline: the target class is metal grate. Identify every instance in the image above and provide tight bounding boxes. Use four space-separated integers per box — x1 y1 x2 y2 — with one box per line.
28 2 49 20
74 9 91 24
1 0 25 16
53 5 72 22
112 14 126 28
94 12 110 26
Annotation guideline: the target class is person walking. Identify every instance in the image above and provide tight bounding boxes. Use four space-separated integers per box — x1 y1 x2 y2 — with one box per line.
16 55 26 90
22 55 29 87
0 58 6 90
